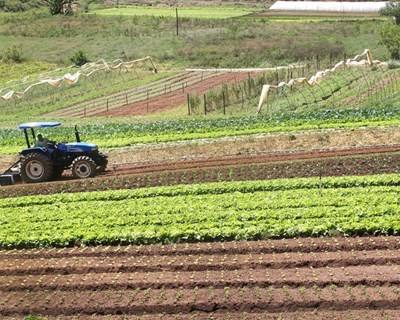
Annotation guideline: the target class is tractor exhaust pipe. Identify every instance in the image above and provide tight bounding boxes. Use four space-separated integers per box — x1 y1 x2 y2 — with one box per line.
75 125 81 143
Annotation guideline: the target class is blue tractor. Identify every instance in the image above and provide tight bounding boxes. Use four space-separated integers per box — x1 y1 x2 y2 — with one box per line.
1 122 108 184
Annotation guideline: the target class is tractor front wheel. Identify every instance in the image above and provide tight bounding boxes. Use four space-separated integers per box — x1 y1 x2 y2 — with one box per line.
20 153 53 183
71 156 97 179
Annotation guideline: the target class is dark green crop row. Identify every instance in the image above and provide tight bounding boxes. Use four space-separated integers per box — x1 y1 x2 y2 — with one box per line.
0 174 399 248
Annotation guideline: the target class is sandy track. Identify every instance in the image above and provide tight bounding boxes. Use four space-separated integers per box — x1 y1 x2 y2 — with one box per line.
0 236 399 318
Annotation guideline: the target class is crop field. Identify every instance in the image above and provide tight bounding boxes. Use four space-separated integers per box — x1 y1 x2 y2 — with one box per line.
1 105 400 155
2 171 400 318
1 173 400 247
1 146 400 199
48 71 256 118
2 2 400 318
1 236 400 318
91 6 258 19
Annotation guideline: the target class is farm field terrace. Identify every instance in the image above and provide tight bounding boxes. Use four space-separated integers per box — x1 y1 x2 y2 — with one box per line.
0 10 387 68
91 6 259 19
0 105 399 155
1 173 400 248
2 236 400 318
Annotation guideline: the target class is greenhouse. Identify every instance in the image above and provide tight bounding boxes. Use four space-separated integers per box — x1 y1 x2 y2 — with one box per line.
269 1 388 13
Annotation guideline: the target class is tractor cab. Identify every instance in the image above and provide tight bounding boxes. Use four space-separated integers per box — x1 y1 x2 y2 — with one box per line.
19 122 97 156
7 121 108 184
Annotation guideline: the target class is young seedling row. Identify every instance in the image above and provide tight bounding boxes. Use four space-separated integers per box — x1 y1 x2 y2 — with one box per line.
0 237 399 318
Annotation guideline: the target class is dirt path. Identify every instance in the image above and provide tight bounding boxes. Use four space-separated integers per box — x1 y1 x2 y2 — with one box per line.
96 72 260 116
1 236 399 318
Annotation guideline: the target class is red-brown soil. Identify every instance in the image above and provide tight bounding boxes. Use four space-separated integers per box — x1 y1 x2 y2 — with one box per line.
108 144 400 176
0 236 399 318
1 146 399 198
95 72 260 116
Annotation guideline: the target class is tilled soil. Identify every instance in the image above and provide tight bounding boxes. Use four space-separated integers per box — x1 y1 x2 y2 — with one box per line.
1 236 400 318
96 72 260 116
1 148 399 198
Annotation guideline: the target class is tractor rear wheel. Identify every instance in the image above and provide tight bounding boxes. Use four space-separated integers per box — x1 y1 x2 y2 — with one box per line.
20 153 53 183
71 156 96 179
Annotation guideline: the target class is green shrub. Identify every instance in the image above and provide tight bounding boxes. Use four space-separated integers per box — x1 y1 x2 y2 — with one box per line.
70 50 89 66
1 45 23 63
0 0 43 12
380 22 400 60
380 1 400 25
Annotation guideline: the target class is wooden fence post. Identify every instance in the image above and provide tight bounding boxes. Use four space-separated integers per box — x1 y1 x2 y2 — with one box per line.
106 99 109 113
241 88 244 109
125 93 128 105
222 91 226 115
187 93 191 116
146 90 150 113
176 7 179 36
203 94 207 115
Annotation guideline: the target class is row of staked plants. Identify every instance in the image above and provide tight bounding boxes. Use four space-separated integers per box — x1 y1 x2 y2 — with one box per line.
187 58 330 115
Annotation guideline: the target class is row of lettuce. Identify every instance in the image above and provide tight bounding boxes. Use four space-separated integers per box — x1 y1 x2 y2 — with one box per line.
0 105 399 154
1 174 399 248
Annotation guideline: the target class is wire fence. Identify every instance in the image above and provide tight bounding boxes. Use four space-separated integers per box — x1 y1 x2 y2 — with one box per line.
186 55 400 116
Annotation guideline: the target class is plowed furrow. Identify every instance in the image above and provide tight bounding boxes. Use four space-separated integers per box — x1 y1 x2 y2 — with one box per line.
1 265 399 291
40 310 400 320
1 286 399 316
0 236 399 259
1 248 399 276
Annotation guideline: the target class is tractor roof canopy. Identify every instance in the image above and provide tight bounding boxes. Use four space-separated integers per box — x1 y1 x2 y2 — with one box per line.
18 122 62 130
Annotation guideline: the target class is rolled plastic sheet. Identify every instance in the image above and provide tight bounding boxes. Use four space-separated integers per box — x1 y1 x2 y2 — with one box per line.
256 49 387 114
0 56 157 101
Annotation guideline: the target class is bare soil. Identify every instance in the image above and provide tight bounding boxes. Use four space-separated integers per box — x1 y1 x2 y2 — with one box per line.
0 236 399 318
96 72 261 116
107 126 400 166
0 146 399 198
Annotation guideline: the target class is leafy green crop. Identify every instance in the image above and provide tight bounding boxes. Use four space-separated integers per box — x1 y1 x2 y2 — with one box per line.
1 174 399 248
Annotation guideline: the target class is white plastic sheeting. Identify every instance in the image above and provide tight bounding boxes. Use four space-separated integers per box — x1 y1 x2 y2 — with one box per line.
256 49 387 114
269 1 388 13
0 56 157 101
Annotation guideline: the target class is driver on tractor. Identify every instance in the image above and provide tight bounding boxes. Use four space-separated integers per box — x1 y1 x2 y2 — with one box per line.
34 133 49 148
